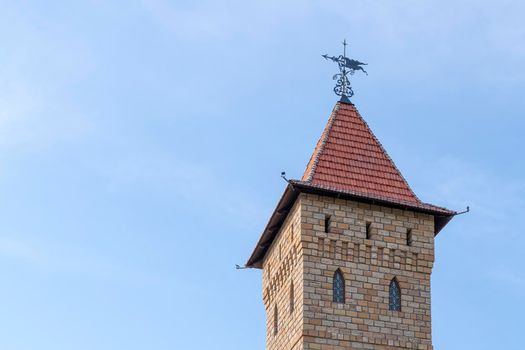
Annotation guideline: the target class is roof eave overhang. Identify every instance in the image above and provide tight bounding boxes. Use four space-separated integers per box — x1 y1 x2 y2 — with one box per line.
246 182 456 269
246 184 299 269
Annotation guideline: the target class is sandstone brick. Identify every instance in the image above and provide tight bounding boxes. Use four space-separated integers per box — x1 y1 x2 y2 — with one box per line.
262 194 436 350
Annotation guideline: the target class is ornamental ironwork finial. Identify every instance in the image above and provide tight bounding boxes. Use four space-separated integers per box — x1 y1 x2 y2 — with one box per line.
323 39 368 103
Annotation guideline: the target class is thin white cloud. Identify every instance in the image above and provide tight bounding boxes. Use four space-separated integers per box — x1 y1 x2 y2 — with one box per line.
95 151 265 231
0 7 94 156
140 0 525 85
0 234 161 284
140 0 316 40
0 79 93 156
301 0 525 84
416 156 525 237
416 156 525 301
487 268 525 297
0 236 42 263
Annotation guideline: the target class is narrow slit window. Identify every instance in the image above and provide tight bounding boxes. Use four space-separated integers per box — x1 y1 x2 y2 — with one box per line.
389 278 401 311
366 222 372 239
333 269 345 303
290 281 295 313
273 305 278 335
406 229 413 246
324 215 331 233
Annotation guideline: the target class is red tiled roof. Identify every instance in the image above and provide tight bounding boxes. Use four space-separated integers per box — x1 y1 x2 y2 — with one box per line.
302 101 420 204
245 101 456 268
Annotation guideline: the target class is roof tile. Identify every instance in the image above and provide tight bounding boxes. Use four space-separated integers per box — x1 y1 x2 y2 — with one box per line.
302 102 420 204
247 101 456 268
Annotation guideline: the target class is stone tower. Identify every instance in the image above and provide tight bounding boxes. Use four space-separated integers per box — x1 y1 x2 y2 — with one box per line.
246 101 456 350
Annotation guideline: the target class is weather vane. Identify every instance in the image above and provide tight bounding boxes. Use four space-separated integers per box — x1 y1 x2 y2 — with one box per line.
323 39 368 103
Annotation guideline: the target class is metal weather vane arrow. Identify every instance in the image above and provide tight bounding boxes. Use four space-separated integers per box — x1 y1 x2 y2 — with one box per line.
323 39 368 103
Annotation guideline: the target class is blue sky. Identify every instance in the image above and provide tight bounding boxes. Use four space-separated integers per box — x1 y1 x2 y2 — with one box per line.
0 1 524 349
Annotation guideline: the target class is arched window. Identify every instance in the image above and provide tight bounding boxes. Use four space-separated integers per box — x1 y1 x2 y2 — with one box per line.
333 269 345 303
273 305 278 335
406 228 413 246
289 281 295 313
389 278 401 311
366 221 372 239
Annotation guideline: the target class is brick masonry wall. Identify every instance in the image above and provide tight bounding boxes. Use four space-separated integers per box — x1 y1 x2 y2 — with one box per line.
300 193 435 350
263 198 304 350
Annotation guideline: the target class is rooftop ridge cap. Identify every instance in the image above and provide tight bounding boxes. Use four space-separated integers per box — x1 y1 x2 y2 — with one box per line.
302 102 342 182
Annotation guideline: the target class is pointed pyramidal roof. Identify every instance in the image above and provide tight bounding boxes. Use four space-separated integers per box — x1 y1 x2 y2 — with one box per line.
246 101 455 268
300 101 420 205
